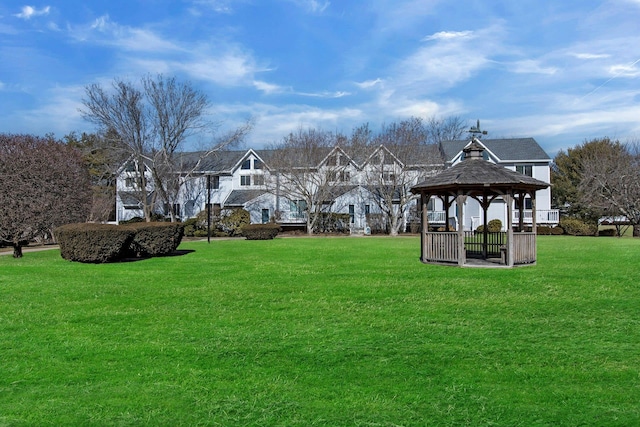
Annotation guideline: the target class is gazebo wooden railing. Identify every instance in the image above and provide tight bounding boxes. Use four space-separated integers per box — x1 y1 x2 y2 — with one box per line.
421 231 537 265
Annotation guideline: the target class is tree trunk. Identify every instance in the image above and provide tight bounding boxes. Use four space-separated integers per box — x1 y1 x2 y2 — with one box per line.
12 243 23 258
634 225 640 238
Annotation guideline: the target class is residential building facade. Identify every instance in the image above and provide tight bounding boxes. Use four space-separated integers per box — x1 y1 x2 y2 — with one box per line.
115 138 559 232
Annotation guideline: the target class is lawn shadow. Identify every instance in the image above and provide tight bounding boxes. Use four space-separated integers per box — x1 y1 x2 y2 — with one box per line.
117 249 195 263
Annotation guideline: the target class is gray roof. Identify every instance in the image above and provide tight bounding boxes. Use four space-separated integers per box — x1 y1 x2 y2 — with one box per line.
412 141 549 196
224 189 269 206
440 138 550 163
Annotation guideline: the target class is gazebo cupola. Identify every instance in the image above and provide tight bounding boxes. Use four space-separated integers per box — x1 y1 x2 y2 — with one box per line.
410 123 550 267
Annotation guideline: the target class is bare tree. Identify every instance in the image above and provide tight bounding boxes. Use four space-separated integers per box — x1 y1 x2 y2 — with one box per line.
81 74 251 222
0 134 92 257
265 128 348 234
578 138 640 236
81 78 154 220
360 117 442 236
425 115 468 143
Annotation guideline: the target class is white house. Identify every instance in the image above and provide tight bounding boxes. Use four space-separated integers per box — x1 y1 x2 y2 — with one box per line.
115 137 558 232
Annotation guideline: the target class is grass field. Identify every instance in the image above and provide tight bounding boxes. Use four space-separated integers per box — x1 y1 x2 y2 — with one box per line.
1 236 639 426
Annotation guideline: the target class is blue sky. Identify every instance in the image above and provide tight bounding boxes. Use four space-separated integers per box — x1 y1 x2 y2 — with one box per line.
1 0 640 155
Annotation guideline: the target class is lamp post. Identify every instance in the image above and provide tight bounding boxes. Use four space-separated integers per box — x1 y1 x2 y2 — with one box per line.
206 174 211 244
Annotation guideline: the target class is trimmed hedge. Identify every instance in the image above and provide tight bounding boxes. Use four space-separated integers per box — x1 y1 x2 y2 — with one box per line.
122 222 184 257
54 223 135 263
54 222 184 263
241 223 281 240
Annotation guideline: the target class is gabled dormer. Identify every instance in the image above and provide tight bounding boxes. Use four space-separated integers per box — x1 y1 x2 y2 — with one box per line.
362 145 404 168
321 146 356 168
234 149 267 188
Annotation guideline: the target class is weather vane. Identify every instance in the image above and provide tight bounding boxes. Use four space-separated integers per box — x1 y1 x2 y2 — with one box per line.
468 119 488 139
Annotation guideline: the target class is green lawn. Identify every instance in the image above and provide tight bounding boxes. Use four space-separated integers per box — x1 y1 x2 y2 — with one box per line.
1 236 639 426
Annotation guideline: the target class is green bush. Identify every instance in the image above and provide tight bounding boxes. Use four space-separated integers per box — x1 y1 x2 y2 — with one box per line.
551 226 564 235
122 222 184 257
488 219 502 232
241 223 281 240
54 223 135 263
218 209 250 237
475 219 503 234
559 218 597 236
182 217 199 237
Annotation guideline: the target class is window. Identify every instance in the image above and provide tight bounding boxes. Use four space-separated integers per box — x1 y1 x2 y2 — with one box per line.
254 159 263 170
125 177 134 188
240 175 251 186
290 200 307 219
516 165 533 177
262 209 270 223
253 175 265 186
241 159 251 170
349 205 355 223
365 204 370 216
209 175 220 190
329 170 350 182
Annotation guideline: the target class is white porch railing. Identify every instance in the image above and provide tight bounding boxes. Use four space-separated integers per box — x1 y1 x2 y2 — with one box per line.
513 209 559 224
427 211 447 224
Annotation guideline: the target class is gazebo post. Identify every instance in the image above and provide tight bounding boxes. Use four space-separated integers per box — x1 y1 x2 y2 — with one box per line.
456 191 465 266
531 192 537 231
482 189 489 259
420 192 429 263
505 192 514 266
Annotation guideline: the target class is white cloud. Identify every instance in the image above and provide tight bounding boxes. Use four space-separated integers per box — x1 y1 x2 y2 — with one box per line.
14 5 50 20
0 81 5 90
609 61 640 77
423 30 474 42
253 80 287 94
389 24 504 94
297 90 350 98
571 52 611 60
355 78 383 89
178 50 262 86
71 15 181 53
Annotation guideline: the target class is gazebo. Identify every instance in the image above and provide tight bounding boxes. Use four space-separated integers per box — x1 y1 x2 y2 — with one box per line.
410 138 550 267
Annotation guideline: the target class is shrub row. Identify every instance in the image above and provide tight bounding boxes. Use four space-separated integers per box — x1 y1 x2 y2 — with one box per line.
54 222 184 263
536 225 564 235
559 218 598 236
183 208 250 237
241 223 281 240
